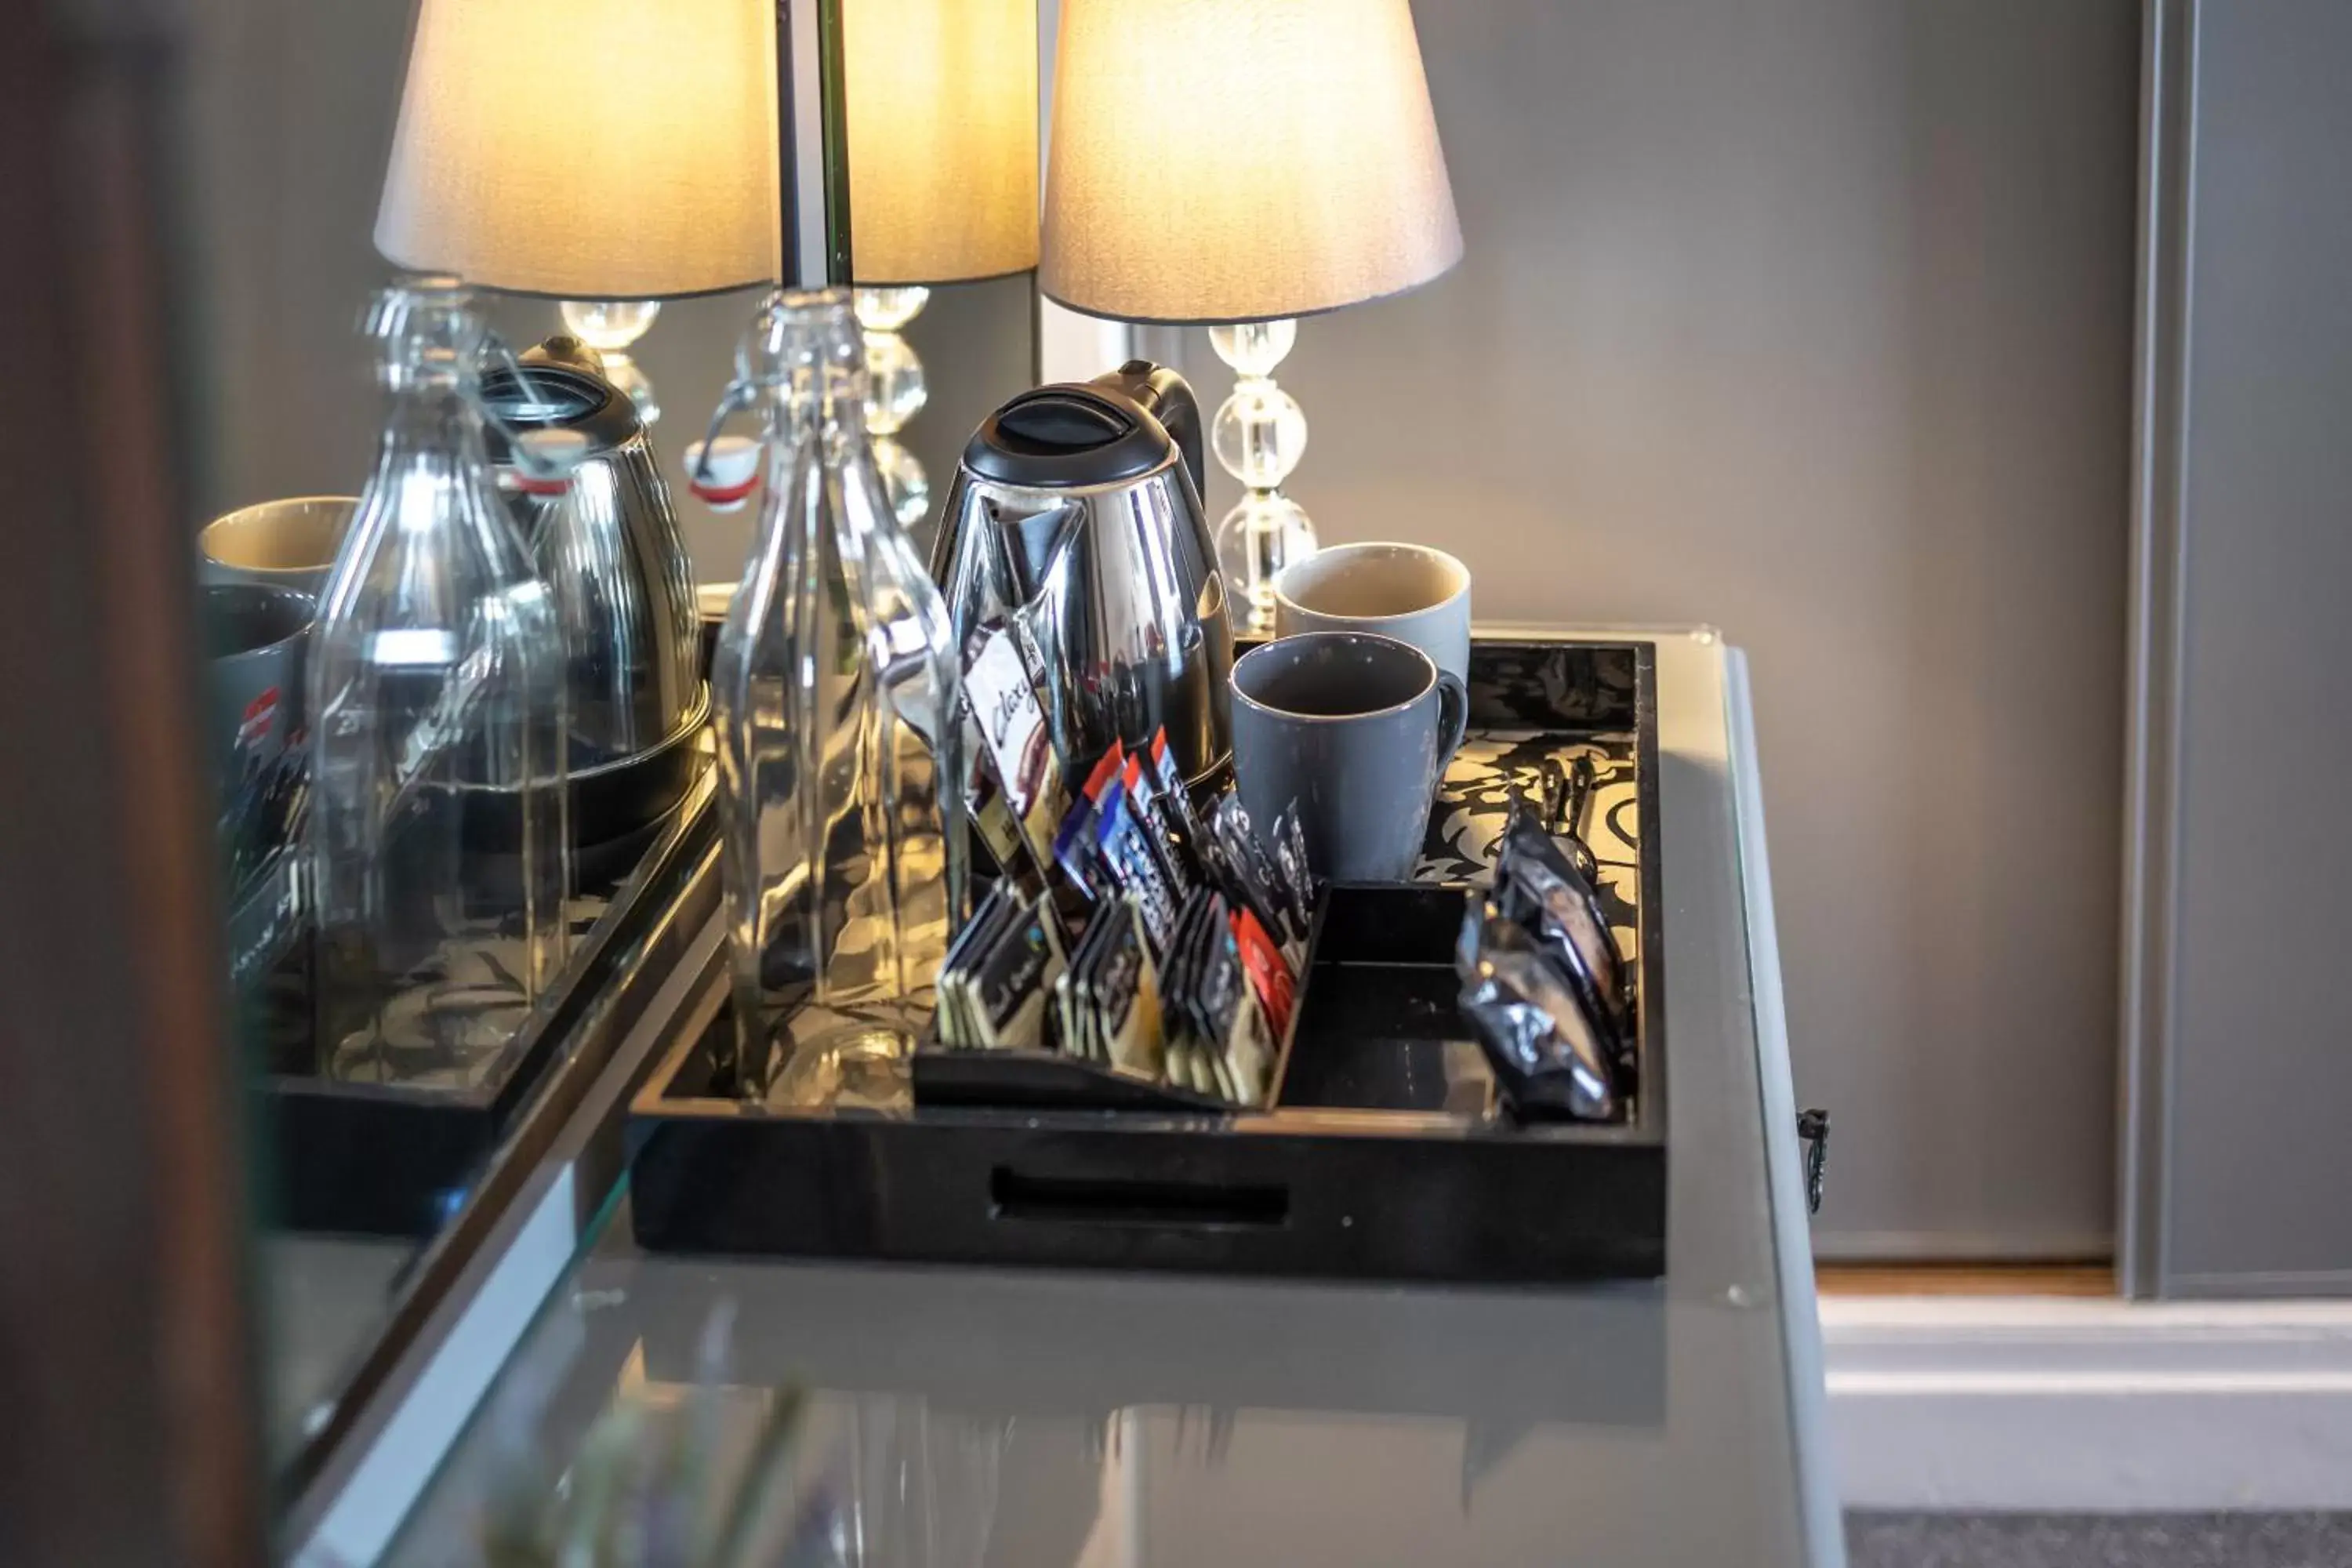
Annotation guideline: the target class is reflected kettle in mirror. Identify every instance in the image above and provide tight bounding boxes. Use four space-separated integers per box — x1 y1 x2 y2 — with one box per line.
481 337 709 844
930 361 1235 791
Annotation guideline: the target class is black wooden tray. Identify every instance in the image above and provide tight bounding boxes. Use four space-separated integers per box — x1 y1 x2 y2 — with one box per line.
256 750 717 1237
626 637 1666 1283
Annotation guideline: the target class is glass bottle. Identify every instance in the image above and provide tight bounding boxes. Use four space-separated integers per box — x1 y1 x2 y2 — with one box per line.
709 289 966 1101
308 277 572 1085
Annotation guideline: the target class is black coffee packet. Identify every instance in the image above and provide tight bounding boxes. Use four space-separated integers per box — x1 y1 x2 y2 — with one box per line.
1146 728 1208 873
971 890 1068 1049
1456 909 1618 1122
1266 800 1319 939
1205 795 1307 961
1094 782 1178 956
1493 800 1629 1056
939 887 1065 1050
1160 887 1276 1108
1053 901 1112 1063
1119 751 1196 898
937 885 1017 1048
1087 898 1167 1082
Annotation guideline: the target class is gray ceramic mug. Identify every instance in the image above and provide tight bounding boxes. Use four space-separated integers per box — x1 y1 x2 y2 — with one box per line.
1272 541 1472 687
1229 630 1469 883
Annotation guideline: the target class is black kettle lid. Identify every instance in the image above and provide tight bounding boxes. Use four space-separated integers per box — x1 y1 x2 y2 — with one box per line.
479 346 639 463
964 379 1176 489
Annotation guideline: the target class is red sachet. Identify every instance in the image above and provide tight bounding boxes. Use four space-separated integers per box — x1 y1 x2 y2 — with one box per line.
1229 905 1296 1040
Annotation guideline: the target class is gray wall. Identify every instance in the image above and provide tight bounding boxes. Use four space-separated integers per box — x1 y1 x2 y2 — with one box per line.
1170 0 2141 1256
2147 0 2352 1294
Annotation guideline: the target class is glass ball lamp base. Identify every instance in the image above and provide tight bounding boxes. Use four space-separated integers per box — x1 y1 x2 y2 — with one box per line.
856 288 933 530
560 298 664 426
1208 318 1316 633
1216 495 1318 632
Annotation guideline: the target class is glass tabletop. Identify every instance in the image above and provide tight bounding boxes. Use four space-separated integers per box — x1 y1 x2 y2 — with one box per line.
379 630 1831 1567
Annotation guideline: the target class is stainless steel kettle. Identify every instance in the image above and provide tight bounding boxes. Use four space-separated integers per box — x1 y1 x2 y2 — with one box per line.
485 338 708 840
929 361 1234 789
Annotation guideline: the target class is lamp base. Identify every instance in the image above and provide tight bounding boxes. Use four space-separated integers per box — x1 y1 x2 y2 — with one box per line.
855 288 931 528
1209 318 1316 633
1216 495 1317 633
560 299 663 426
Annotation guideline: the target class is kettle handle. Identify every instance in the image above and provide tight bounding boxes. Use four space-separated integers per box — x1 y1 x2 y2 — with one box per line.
1094 360 1205 503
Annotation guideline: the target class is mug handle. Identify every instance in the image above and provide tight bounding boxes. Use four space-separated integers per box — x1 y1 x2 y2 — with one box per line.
1436 670 1470 760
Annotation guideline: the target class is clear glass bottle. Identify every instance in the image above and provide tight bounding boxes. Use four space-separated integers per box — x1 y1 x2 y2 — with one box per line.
709 289 966 1102
308 277 572 1085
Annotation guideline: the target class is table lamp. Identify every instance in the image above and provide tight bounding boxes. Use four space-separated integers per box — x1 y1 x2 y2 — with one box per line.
841 0 1039 526
373 0 783 426
1042 0 1462 630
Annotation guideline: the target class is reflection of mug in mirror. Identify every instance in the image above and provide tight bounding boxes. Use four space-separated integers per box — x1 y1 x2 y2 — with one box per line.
202 581 313 794
200 495 355 597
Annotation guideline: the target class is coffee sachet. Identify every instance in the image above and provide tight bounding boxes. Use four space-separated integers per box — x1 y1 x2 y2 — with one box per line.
1094 786 1178 956
1266 800 1319 940
1456 906 1619 1121
1493 800 1629 1051
1084 898 1165 1082
1229 904 1295 1040
1205 795 1305 960
1120 753 1195 898
1054 901 1112 1062
938 885 1017 1048
1048 744 1127 907
1160 887 1276 1107
1199 908 1277 1107
966 889 1067 1050
1147 728 1208 867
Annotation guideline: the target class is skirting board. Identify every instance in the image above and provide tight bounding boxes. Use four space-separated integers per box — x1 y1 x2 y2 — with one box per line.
1812 1230 2114 1265
2163 1269 2352 1301
1824 1296 2352 1511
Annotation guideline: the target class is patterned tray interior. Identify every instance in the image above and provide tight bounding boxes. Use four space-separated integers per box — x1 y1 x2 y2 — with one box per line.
1419 727 1640 970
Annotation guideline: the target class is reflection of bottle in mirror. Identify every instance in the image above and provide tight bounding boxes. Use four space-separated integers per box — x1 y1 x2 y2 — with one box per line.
307 277 572 1086
803 1395 1008 1568
710 289 967 1102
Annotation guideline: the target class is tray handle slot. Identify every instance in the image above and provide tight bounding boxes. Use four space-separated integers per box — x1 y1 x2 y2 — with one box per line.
989 1167 1290 1229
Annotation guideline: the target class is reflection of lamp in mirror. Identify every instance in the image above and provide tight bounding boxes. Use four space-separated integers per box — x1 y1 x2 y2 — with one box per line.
842 0 1040 528
557 300 664 424
372 0 783 428
1042 0 1462 632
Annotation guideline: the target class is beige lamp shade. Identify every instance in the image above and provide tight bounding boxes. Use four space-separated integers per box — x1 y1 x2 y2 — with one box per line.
374 0 781 299
1043 0 1461 324
844 0 1040 285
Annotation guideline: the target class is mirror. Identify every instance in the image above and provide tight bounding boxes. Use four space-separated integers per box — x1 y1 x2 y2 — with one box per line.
170 0 1049 1504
